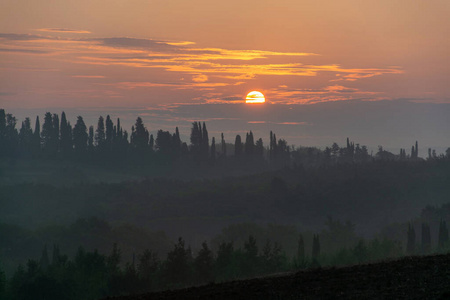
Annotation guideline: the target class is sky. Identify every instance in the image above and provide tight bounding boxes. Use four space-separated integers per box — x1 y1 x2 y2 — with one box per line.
1 0 449 152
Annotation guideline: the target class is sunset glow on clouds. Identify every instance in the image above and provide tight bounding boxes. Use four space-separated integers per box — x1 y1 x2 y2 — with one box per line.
0 32 405 107
1 0 448 149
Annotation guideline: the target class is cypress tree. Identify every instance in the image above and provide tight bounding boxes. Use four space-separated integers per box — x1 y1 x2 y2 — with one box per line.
149 134 154 151
33 116 41 155
211 137 216 162
131 117 149 152
297 234 305 264
174 127 181 155
201 122 209 159
18 117 33 156
52 113 60 154
415 141 419 158
73 116 88 155
105 115 114 151
221 133 226 156
407 223 416 254
52 244 61 265
421 223 431 254
4 114 19 157
438 220 449 249
190 122 202 161
41 112 54 155
88 126 94 154
194 241 214 284
245 131 255 155
269 131 273 160
95 116 105 150
39 245 50 270
255 138 264 157
234 135 243 156
60 112 72 157
165 237 191 287
272 133 278 160
0 109 5 137
312 234 320 259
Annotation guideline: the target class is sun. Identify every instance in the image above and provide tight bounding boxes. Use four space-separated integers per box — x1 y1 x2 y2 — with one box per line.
245 91 266 104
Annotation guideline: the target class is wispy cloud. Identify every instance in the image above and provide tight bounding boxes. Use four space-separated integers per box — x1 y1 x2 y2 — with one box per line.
36 28 91 34
0 48 49 54
0 31 404 106
72 75 105 78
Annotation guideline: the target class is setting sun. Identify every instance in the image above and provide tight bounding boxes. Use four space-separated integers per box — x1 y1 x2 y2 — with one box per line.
245 91 266 104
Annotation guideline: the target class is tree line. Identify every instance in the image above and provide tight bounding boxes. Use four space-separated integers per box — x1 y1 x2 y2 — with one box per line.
2 109 448 170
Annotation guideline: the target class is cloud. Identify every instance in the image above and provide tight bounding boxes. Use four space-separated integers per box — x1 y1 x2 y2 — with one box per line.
0 92 16 96
0 32 401 83
72 75 105 78
0 48 49 54
0 31 406 107
36 28 91 34
192 74 208 82
324 85 360 93
0 33 45 40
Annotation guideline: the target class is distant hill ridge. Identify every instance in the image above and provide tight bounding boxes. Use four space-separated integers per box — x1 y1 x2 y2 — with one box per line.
105 254 450 300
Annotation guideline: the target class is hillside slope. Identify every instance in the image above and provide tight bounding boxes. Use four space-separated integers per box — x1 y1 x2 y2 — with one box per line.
106 254 450 300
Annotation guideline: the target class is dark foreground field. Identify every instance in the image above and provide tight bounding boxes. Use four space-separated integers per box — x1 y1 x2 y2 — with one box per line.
106 254 450 300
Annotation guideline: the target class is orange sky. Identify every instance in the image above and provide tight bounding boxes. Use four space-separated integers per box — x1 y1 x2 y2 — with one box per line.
1 0 449 149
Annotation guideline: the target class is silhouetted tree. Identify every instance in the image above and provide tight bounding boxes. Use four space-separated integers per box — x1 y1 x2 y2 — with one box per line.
88 125 95 154
4 113 19 157
243 235 258 277
131 117 149 153
194 241 214 284
39 245 50 270
41 112 55 156
312 234 320 259
353 239 368 263
18 117 33 157
173 127 181 156
164 237 191 287
73 116 88 155
51 244 61 266
210 137 216 162
407 223 416 254
201 122 209 159
52 113 60 153
60 112 72 157
138 249 159 290
95 116 106 150
105 115 114 151
421 223 431 254
255 138 264 157
245 131 255 155
0 109 5 155
415 141 419 158
438 220 449 249
331 142 339 160
149 134 154 151
221 133 226 156
215 242 233 280
156 130 173 154
297 234 305 264
269 131 274 160
190 122 202 161
33 116 41 155
234 135 243 156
